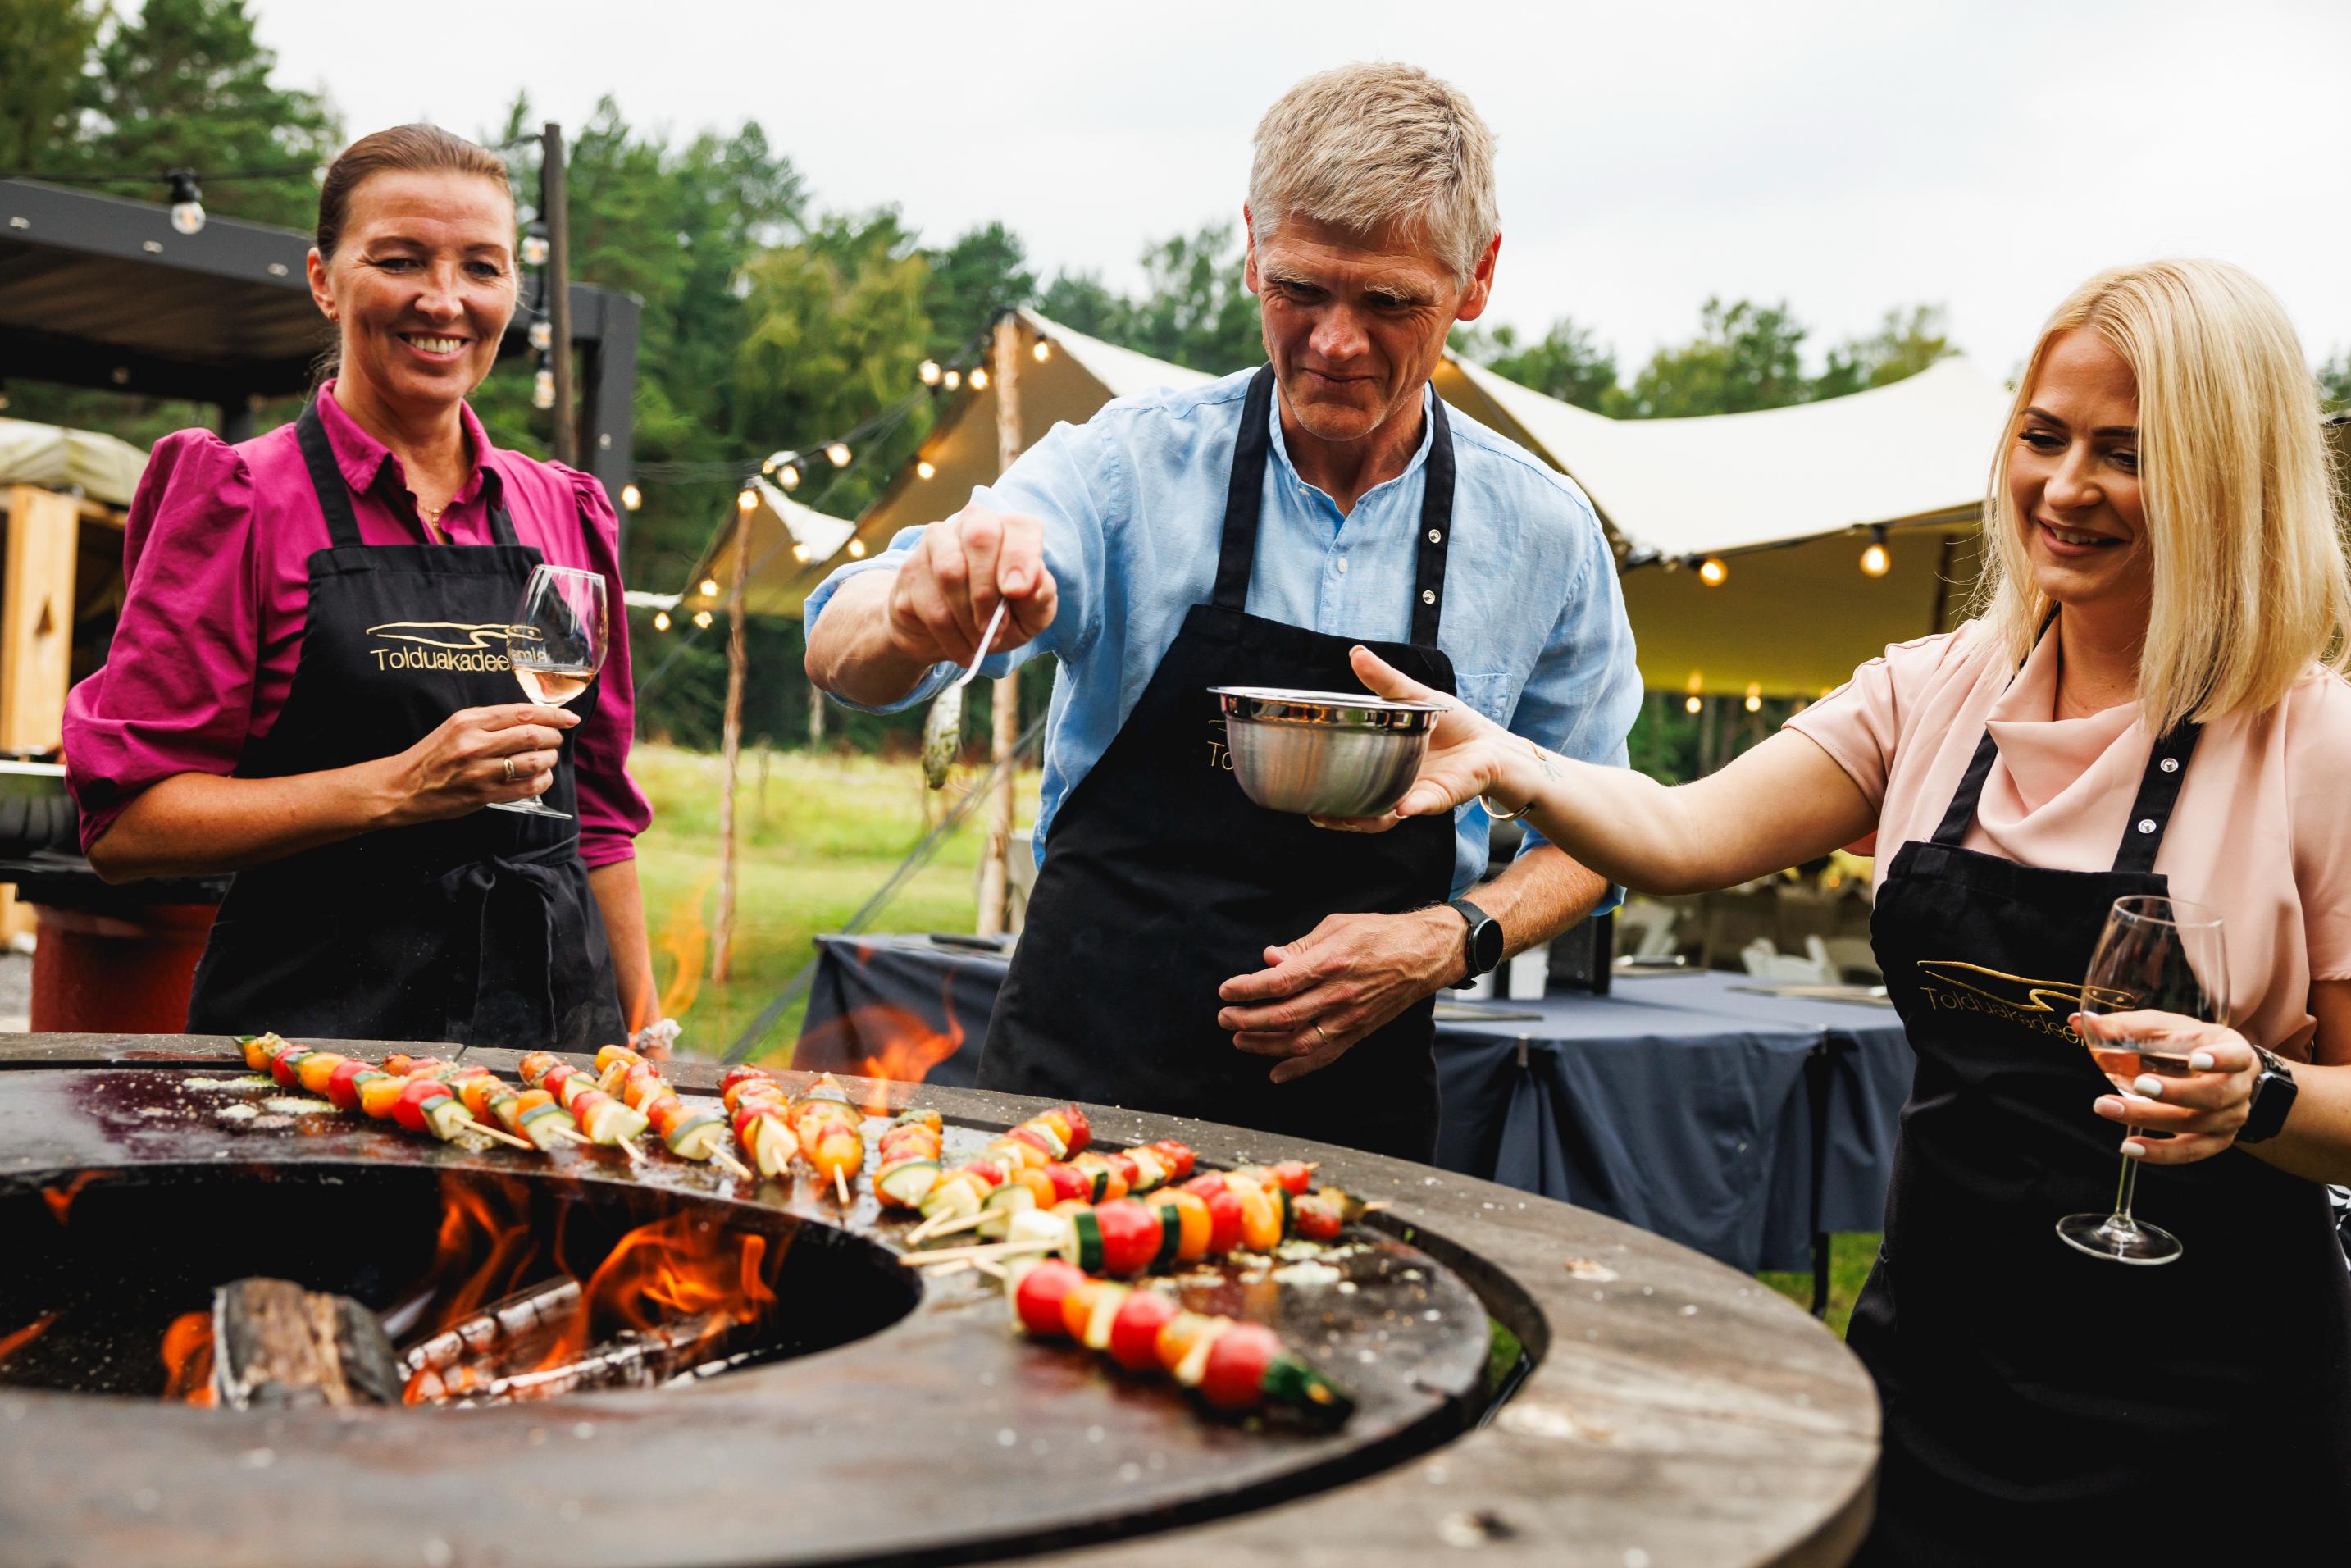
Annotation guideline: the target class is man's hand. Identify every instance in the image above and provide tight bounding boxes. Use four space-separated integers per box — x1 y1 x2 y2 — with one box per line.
1217 907 1465 1083
885 506 1057 667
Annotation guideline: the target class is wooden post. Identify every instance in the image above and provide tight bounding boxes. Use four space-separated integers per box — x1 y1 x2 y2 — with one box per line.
2 485 78 754
541 121 576 468
975 316 1024 937
711 495 754 981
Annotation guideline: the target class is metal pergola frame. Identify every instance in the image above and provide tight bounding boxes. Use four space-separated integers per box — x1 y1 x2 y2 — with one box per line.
0 177 638 505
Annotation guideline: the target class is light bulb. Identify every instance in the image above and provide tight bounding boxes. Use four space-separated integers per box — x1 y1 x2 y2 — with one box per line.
693 609 713 629
1697 556 1727 587
532 368 555 409
943 369 962 390
620 482 642 511
1684 695 1703 714
826 442 851 467
529 320 553 352
918 360 942 386
764 449 797 474
791 543 809 563
777 465 800 491
737 489 758 513
521 226 549 267
699 577 720 598
1032 340 1051 363
653 610 671 631
1744 682 1762 714
847 539 866 558
166 171 204 235
968 366 990 390
1861 539 1891 578
916 459 936 480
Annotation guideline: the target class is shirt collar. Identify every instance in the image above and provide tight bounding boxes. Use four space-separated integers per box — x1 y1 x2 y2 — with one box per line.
1264 379 1438 504
314 379 496 509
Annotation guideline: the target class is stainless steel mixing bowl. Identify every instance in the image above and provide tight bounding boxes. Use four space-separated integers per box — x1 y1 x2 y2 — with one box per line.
1210 686 1447 817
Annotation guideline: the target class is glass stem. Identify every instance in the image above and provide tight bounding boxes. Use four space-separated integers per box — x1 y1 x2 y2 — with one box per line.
2112 1127 2143 1231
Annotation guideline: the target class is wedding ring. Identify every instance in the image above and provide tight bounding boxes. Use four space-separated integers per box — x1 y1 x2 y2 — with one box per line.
503 756 517 783
1310 1022 1330 1047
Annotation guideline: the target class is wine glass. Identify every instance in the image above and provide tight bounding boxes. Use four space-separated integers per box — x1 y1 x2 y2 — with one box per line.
2056 894 2227 1265
489 564 606 819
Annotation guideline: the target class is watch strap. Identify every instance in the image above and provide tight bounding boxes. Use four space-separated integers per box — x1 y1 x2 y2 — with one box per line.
1447 897 1500 984
2238 1045 2298 1144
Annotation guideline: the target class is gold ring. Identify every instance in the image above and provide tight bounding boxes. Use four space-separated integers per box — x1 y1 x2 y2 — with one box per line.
503 756 517 783
1310 1022 1329 1047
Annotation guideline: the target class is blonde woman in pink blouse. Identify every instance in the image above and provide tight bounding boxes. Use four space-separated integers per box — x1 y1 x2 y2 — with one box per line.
1326 260 2351 1560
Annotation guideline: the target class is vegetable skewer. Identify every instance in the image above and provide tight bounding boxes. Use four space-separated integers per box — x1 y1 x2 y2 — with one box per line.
239 1035 534 1150
517 1051 650 1165
720 1067 866 1199
595 1046 754 1180
910 1135 1196 1243
908 1168 1368 1274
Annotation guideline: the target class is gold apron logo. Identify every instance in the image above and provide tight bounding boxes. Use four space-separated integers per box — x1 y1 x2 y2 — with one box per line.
1913 959 2135 1040
1204 716 1235 773
366 621 513 675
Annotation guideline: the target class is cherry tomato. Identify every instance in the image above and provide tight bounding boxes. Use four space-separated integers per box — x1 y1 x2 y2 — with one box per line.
1200 1322 1281 1411
326 1059 371 1110
1107 1289 1178 1373
1014 1260 1084 1339
1093 1200 1162 1277
394 1076 448 1133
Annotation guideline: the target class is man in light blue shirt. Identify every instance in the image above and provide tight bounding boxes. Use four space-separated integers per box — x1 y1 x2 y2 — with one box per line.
807 63 1640 1157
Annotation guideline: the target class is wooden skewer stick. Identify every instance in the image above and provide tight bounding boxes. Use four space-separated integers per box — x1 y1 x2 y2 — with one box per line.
834 1167 851 1206
926 1260 973 1279
454 1114 535 1151
711 1148 753 1182
616 1139 647 1168
1360 1200 1392 1214
904 1238 1054 1268
971 1257 1008 1280
911 1210 990 1244
548 1125 595 1146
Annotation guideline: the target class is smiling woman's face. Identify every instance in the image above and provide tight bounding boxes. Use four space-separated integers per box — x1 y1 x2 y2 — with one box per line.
307 169 517 418
2008 327 2150 618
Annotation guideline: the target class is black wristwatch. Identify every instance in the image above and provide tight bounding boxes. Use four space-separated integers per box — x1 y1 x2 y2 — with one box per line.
1446 897 1506 989
2239 1045 2298 1144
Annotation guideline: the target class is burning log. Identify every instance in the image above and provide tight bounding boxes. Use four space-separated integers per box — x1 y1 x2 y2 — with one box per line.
409 1310 737 1405
211 1278 403 1409
399 1277 583 1377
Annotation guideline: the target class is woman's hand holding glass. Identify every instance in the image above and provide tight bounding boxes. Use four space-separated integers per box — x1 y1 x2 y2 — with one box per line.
383 704 577 823
2074 1009 2262 1164
1311 645 1552 830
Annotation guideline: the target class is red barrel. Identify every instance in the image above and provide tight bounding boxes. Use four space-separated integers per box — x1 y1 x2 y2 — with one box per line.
30 902 216 1033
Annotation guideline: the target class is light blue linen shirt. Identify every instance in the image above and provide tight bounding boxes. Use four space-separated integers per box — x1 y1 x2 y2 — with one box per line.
805 368 1643 899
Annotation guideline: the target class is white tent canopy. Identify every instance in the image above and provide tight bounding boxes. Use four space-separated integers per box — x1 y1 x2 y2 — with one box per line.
0 416 148 508
677 476 861 622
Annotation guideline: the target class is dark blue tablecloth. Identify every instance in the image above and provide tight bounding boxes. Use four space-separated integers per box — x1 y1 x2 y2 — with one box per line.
800 935 1911 1273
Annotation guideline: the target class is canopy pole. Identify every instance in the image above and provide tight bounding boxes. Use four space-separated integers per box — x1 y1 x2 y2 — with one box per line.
540 121 576 467
976 315 1024 937
712 499 754 981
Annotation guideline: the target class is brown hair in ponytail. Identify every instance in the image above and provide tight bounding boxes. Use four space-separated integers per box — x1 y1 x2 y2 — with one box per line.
316 123 511 259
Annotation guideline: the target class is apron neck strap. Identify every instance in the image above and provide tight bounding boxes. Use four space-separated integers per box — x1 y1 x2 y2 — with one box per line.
296 398 521 550
1211 365 1456 649
1927 609 2204 872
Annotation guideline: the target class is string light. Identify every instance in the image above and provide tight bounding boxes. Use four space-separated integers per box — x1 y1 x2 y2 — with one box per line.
1685 694 1703 714
693 609 713 629
826 442 852 467
620 482 642 511
1032 339 1051 363
1697 556 1728 587
1860 526 1891 578
529 320 553 352
1744 682 1763 713
777 464 800 490
736 489 758 513
532 367 555 409
968 366 990 391
521 222 550 268
1684 672 1703 714
763 449 798 475
699 577 720 598
653 609 671 631
918 360 942 386
847 539 867 558
916 459 936 480
791 542 810 563
166 170 204 235
943 369 962 390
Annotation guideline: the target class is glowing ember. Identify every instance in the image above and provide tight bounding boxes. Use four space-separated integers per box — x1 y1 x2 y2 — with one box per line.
0 1312 56 1366
42 1171 105 1227
159 1311 216 1406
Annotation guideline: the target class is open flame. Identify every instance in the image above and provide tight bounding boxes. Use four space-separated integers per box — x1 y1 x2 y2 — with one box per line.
159 1310 216 1406
791 952 970 1113
0 1311 56 1367
42 1171 104 1227
652 873 717 1027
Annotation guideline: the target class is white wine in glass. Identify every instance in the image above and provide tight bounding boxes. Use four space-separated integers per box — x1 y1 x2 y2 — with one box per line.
2057 894 2228 1265
490 563 607 820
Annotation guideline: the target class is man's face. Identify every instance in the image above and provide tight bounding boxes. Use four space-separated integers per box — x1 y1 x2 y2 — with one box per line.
1245 212 1497 445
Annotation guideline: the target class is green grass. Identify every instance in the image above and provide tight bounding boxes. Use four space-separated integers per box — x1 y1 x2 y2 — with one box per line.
636 745 1878 1333
631 744 1037 1060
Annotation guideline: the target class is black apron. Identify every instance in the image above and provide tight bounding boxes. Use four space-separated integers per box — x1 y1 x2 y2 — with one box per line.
977 366 1460 1160
185 403 625 1053
1854 644 2351 1561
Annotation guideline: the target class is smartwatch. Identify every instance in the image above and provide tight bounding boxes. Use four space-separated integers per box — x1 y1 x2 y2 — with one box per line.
2237 1045 2298 1144
1446 898 1506 989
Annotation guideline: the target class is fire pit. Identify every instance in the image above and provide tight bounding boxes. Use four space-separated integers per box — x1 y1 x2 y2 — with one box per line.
0 1035 1879 1566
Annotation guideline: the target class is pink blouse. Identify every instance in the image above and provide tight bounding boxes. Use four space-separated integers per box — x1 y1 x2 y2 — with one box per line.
62 385 652 868
1786 620 2351 1061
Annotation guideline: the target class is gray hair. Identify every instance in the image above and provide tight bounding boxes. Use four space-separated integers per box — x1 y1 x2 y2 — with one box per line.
1248 62 1499 284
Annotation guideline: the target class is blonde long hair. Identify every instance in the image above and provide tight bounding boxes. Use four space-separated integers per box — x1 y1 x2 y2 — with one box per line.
1976 259 2350 733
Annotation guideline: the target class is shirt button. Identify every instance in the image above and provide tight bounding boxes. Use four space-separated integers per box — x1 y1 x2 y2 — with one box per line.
1336 558 1348 575
2159 756 2180 773
1421 589 1437 605
1427 528 1442 544
2138 818 2157 835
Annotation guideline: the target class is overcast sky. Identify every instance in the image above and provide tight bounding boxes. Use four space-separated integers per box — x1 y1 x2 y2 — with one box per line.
250 0 2351 376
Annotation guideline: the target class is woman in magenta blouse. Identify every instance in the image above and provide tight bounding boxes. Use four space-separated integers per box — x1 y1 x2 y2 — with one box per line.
63 124 659 1054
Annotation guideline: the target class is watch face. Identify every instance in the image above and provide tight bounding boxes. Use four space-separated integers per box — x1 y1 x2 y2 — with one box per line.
1470 918 1506 976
